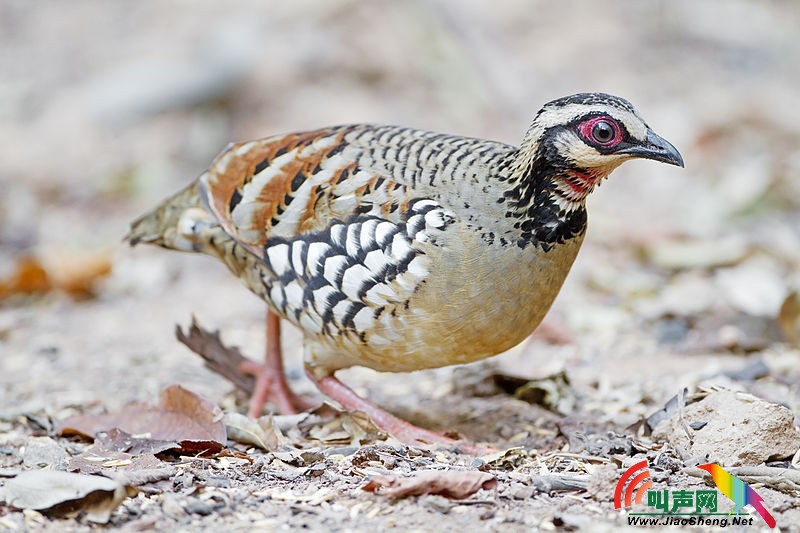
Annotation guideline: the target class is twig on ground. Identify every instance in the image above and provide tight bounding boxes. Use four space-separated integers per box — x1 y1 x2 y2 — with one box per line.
529 475 589 494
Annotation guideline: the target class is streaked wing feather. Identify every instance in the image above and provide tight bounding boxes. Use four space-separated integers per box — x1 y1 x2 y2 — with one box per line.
192 125 462 347
199 125 420 259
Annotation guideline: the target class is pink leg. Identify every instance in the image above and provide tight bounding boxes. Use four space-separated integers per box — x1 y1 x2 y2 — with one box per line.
306 368 490 455
239 310 313 416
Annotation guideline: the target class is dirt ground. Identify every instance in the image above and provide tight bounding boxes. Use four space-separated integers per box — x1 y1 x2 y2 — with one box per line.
1 1 800 531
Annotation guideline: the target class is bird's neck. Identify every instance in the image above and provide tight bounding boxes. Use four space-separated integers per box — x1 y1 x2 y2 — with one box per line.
499 147 595 250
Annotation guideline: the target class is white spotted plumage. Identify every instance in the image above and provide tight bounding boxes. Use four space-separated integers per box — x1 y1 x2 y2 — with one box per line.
255 199 450 346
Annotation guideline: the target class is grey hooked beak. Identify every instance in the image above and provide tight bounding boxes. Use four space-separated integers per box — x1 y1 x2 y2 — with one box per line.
619 129 684 168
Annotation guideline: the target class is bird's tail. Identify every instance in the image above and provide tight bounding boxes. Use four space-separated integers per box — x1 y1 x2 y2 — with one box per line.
749 493 776 528
125 181 213 252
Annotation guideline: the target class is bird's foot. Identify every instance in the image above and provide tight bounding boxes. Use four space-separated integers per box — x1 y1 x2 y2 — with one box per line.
239 359 315 417
307 369 491 456
239 309 314 417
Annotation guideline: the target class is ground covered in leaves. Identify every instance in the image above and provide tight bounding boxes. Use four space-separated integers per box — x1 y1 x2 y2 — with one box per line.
1 1 800 531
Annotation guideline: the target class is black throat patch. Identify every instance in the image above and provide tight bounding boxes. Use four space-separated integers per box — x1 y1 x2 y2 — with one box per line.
502 130 588 251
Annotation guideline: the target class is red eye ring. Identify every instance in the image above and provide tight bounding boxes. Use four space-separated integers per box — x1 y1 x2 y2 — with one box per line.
578 116 622 147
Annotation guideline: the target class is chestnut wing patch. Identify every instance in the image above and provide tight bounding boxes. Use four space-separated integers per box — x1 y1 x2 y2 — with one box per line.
199 126 411 259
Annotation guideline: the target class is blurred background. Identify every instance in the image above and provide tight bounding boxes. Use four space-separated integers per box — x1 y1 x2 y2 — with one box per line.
1 0 798 421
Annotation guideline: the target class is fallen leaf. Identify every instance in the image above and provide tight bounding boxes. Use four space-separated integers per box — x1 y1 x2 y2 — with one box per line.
340 409 388 445
21 436 70 470
720 358 770 381
223 412 288 451
0 251 111 301
299 402 387 446
492 371 576 415
96 427 178 456
176 319 255 396
716 258 788 317
646 235 748 270
778 291 800 347
68 439 170 478
75 451 174 489
477 447 527 470
115 464 175 489
272 449 325 466
68 448 131 474
1 470 135 523
362 470 497 500
44 249 113 298
682 313 781 354
642 388 689 435
57 385 226 455
647 275 717 319
0 256 49 298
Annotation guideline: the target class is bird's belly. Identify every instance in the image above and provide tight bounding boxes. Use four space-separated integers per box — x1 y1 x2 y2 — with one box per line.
306 233 584 373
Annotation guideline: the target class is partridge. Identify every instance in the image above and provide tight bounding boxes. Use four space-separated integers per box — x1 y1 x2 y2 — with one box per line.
128 93 683 448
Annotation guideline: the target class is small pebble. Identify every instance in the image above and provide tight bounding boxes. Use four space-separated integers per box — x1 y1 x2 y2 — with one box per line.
421 496 452 514
161 495 186 520
323 446 359 457
184 499 213 516
509 484 535 500
203 476 231 488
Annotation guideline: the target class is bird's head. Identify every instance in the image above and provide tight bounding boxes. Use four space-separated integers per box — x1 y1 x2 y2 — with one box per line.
516 92 683 206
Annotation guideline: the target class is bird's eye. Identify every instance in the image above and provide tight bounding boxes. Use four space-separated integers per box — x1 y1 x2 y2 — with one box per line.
591 121 615 144
577 116 622 148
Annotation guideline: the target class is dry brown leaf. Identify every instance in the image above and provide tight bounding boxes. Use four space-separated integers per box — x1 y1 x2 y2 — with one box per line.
1 470 135 523
69 448 130 474
647 236 748 270
21 436 70 470
69 448 175 488
778 291 800 347
0 251 111 300
642 388 689 435
491 371 575 415
716 260 788 317
57 385 226 455
0 256 49 298
272 449 324 467
96 427 178 456
336 409 388 446
68 438 169 477
362 470 497 500
223 412 288 451
299 402 387 446
176 319 255 397
477 447 527 470
46 250 112 298
113 464 176 488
